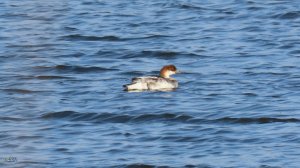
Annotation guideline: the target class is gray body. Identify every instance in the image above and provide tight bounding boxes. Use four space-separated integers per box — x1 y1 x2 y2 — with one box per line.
124 76 178 91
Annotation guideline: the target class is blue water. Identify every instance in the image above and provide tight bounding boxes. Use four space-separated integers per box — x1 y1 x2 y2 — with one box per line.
1 0 300 167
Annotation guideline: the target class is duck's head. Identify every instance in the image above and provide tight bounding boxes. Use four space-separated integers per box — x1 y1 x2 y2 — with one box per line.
160 65 178 78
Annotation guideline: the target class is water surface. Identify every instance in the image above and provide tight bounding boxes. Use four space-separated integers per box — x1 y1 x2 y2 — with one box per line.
1 0 300 167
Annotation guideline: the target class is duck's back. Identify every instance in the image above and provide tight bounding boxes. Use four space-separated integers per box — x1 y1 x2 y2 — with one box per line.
124 76 178 91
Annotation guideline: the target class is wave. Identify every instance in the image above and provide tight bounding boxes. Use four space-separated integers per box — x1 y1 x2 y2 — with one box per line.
118 71 145 77
142 50 178 57
289 50 300 55
7 43 58 48
3 88 36 94
216 117 300 124
41 111 192 123
121 50 200 59
60 34 172 42
0 116 26 121
118 164 165 168
33 65 117 73
167 3 208 11
35 75 73 80
114 163 212 168
273 11 300 19
243 71 290 77
40 111 300 124
60 34 123 41
141 34 173 39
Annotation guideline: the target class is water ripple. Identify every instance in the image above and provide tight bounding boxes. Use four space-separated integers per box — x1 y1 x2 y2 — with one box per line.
3 89 37 94
40 111 300 125
1 0 300 167
60 34 172 42
35 75 73 80
216 117 300 124
33 65 118 73
60 34 123 41
274 11 300 19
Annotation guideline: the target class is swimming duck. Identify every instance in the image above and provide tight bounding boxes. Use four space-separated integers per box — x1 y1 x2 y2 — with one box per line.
123 65 179 91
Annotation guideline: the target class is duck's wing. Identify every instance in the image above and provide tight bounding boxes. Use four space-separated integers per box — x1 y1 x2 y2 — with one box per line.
147 78 178 90
124 76 158 91
132 76 159 83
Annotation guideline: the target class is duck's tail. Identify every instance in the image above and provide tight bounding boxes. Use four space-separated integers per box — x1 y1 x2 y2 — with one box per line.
123 83 138 91
123 84 130 91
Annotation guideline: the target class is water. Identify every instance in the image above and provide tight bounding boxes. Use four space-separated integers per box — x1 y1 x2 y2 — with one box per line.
1 0 300 167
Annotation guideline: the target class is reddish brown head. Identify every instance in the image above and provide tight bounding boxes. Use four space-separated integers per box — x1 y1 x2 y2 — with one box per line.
160 65 178 78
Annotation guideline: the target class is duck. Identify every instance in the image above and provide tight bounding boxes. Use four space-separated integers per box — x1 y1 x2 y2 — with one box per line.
123 65 179 91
